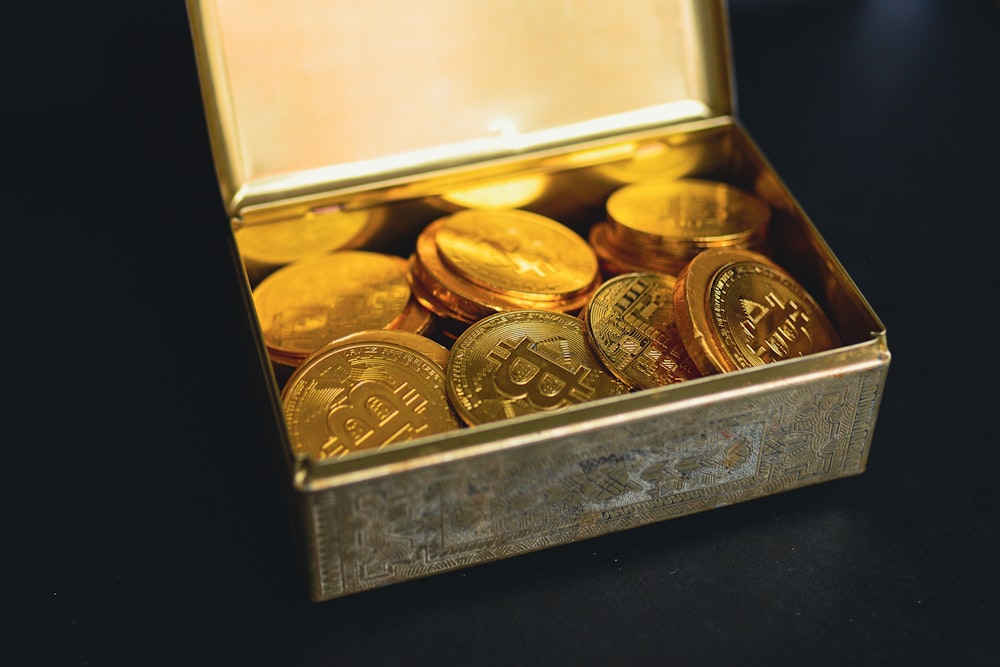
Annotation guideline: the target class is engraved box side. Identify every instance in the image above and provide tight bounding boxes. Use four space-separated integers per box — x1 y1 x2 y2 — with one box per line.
302 350 887 600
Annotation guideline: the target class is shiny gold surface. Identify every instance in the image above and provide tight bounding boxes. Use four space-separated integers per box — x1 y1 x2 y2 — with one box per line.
394 298 436 337
407 254 476 323
436 173 550 211
187 0 732 217
588 221 674 278
589 137 709 186
446 310 629 426
253 251 411 364
606 178 770 250
412 218 598 323
321 329 452 373
588 220 689 278
673 248 842 375
235 207 373 271
584 272 701 389
282 330 459 460
434 209 598 299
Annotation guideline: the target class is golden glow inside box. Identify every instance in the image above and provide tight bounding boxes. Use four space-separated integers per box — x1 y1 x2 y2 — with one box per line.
187 0 890 600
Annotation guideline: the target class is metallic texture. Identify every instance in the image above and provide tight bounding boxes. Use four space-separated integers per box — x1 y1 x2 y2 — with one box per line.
252 251 411 366
411 217 599 323
303 351 887 599
434 209 598 299
606 178 770 249
583 272 701 389
446 310 629 426
281 331 459 460
673 248 842 374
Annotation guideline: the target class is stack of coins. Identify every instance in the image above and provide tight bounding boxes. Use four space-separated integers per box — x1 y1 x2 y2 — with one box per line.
409 209 602 337
252 250 434 370
590 178 771 277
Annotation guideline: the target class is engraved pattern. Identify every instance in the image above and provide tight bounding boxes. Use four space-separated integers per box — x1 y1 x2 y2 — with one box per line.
312 492 343 599
307 366 884 599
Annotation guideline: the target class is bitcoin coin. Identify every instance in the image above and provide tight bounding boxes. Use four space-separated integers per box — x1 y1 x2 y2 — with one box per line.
434 209 599 301
606 178 770 251
253 251 411 366
446 310 629 426
412 219 597 323
281 331 459 460
236 207 378 285
673 248 842 374
584 273 701 389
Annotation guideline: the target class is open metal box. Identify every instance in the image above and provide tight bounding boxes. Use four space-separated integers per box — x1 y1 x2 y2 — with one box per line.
187 0 890 601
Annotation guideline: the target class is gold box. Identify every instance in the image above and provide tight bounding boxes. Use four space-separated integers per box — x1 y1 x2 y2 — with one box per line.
186 0 890 601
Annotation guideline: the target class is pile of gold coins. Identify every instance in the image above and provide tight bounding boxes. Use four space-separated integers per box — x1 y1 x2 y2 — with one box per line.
590 178 771 277
251 177 842 462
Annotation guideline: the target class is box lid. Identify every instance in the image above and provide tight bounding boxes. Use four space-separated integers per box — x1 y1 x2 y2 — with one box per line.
188 0 733 224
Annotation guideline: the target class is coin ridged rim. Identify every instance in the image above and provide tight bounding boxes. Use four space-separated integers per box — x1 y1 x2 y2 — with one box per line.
434 208 599 300
314 329 451 370
673 247 840 374
605 217 768 253
588 221 691 276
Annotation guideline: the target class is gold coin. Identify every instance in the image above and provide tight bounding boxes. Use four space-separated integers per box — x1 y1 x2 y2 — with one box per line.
606 178 770 250
412 220 596 322
236 208 374 270
281 331 459 460
446 310 629 426
673 248 842 374
253 251 411 365
434 209 599 301
316 329 451 371
583 273 701 389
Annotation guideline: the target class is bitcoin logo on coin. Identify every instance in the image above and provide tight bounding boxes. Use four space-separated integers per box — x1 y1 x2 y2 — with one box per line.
282 331 458 460
447 310 628 426
487 337 596 410
673 248 841 374
253 251 412 367
324 380 431 457
584 272 701 389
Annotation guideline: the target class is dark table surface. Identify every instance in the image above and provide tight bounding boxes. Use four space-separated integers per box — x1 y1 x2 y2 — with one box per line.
6 1 999 665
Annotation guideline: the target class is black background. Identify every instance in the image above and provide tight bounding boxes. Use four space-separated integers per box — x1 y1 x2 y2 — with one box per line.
5 1 999 665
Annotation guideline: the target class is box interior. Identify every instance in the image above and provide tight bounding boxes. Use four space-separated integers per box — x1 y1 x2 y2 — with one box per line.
227 120 887 487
